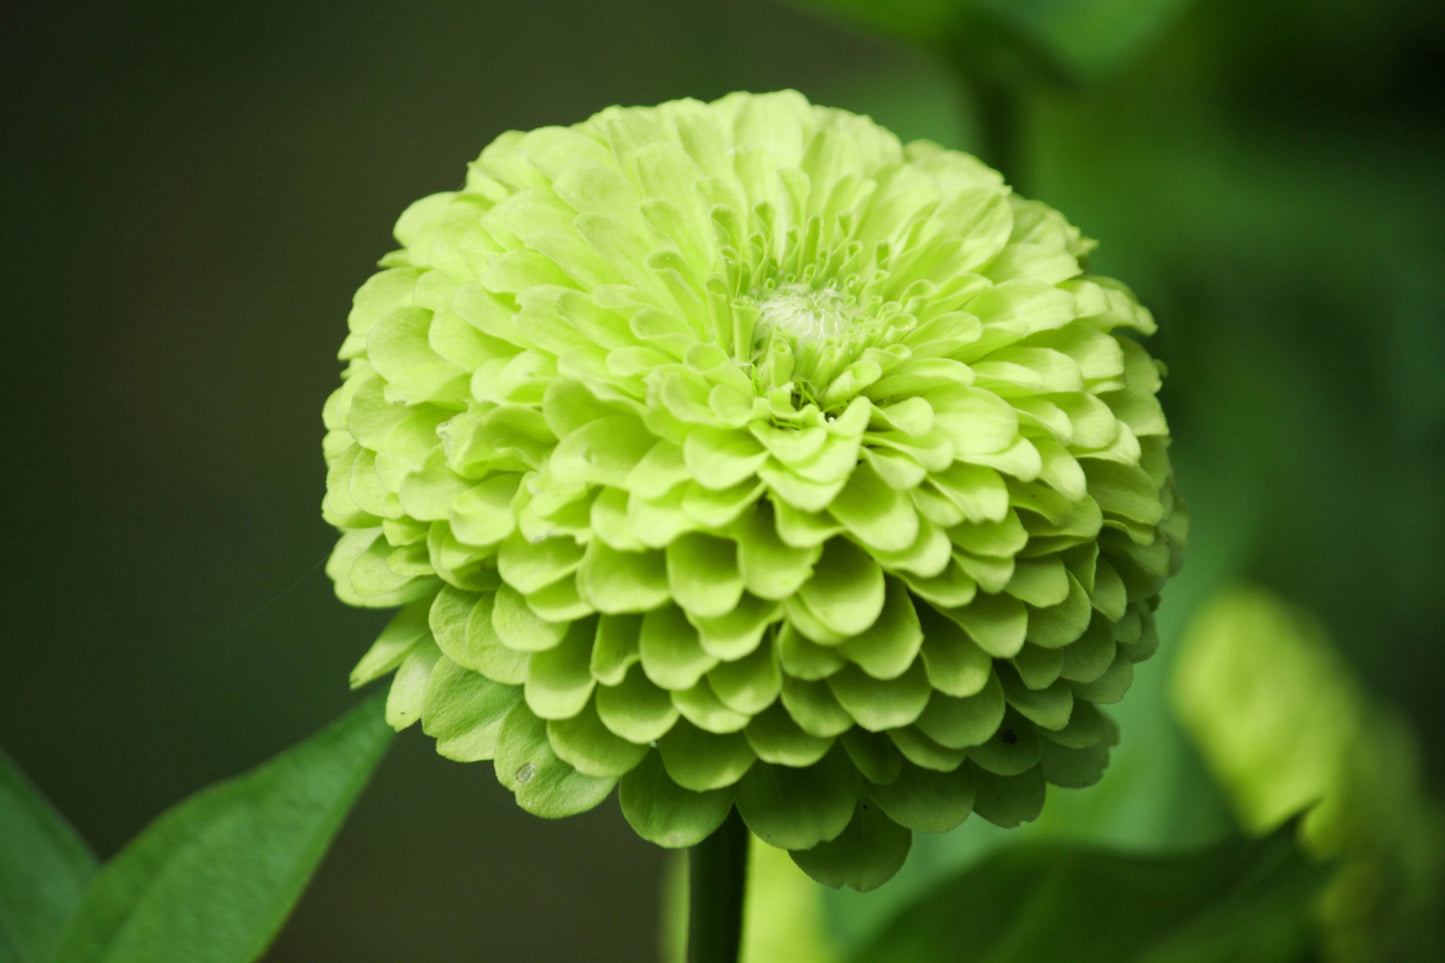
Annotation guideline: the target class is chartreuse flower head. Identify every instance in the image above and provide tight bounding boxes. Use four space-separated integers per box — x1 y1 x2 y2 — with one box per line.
323 90 1185 890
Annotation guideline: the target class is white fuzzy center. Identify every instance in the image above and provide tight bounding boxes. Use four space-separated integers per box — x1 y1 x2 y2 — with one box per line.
755 283 856 345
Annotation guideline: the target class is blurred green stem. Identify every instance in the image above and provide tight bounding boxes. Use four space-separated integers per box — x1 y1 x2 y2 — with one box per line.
688 809 749 963
969 76 1027 193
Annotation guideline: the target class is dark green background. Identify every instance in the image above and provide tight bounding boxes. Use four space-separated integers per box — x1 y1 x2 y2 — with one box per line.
3 1 1441 960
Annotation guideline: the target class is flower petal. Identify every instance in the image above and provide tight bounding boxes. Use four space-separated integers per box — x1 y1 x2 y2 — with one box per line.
495 702 616 818
735 748 859 850
619 752 733 848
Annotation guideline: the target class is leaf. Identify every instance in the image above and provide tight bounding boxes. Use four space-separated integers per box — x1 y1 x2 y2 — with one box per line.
784 0 958 50
787 0 1194 84
846 823 1325 963
1172 586 1445 960
49 692 394 963
0 750 98 963
976 0 1196 82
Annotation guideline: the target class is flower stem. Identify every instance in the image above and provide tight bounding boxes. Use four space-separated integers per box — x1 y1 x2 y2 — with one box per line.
688 808 749 963
971 76 1028 195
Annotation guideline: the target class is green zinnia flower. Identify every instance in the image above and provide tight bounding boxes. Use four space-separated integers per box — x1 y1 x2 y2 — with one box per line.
322 90 1186 890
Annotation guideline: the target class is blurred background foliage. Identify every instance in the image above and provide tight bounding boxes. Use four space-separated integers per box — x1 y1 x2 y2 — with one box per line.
2 0 1441 959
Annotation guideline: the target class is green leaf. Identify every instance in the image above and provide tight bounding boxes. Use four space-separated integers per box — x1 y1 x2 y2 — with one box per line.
826 661 932 732
945 592 1027 658
350 597 430 687
845 823 1325 963
49 693 393 963
0 750 97 963
639 605 716 691
491 584 567 652
707 643 783 715
836 579 923 680
523 617 598 720
785 0 957 51
787 0 1194 84
744 705 836 767
596 666 681 743
980 0 1196 82
666 533 745 619
914 674 1005 748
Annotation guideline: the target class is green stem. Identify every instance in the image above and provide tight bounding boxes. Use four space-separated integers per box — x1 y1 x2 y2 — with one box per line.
687 808 749 963
970 76 1028 194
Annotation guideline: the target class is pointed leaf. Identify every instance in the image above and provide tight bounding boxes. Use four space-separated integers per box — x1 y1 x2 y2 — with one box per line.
50 694 393 963
0 749 97 963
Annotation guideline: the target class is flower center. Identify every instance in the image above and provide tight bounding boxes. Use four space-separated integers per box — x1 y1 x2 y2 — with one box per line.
744 282 868 405
754 283 858 346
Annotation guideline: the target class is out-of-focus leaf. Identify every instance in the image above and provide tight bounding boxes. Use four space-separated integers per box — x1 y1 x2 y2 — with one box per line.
785 0 958 50
786 0 1194 83
0 750 98 963
49 693 393 963
977 0 1196 81
846 823 1324 963
1174 587 1445 962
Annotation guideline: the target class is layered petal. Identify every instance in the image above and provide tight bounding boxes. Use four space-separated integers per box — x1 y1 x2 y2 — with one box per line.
323 90 1185 891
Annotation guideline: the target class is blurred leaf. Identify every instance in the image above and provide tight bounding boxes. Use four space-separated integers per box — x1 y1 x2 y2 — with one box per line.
1174 587 1445 962
50 692 393 963
0 750 97 963
787 0 1193 83
977 0 1195 81
785 0 958 48
846 823 1324 963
